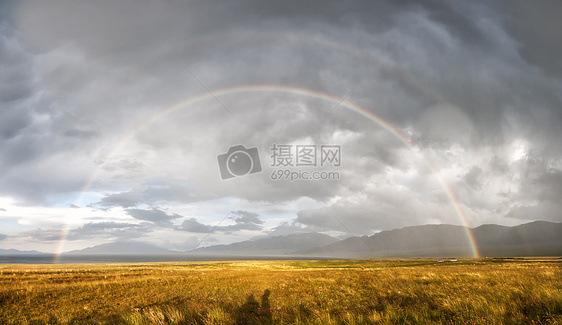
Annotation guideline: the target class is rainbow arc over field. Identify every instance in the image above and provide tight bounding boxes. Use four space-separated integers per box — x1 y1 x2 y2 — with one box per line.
57 85 481 261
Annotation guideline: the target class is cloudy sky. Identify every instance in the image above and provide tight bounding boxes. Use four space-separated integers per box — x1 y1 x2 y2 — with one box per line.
1 1 561 253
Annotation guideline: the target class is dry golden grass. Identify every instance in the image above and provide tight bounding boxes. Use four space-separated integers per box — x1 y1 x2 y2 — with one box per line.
0 258 561 324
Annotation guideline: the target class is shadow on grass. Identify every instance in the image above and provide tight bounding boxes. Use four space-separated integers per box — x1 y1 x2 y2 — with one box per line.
233 289 272 325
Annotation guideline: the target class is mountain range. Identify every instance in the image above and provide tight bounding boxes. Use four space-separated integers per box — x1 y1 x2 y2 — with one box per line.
4 221 560 258
0 248 48 256
191 233 339 256
306 220 562 258
65 241 177 255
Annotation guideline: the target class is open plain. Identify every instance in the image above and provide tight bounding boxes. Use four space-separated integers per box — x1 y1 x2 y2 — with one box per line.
1 258 561 324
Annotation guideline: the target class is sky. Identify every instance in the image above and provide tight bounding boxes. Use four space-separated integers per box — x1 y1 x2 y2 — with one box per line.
0 0 561 253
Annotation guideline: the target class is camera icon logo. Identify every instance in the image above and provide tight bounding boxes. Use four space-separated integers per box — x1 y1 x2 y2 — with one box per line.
217 145 263 180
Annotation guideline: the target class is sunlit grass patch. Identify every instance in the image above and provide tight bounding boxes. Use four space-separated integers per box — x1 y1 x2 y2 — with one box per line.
0 259 560 324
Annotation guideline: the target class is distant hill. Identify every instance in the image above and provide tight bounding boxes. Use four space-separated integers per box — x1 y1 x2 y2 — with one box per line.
5 221 559 259
473 221 562 257
66 241 178 255
193 233 340 256
305 221 562 258
0 248 48 256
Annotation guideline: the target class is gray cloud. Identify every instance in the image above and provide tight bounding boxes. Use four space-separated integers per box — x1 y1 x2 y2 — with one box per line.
294 181 465 236
506 203 562 223
126 209 181 227
502 156 562 223
501 1 562 78
534 170 562 204
179 211 264 233
92 192 144 210
265 221 308 237
179 218 213 234
5 0 560 205
0 234 7 241
1 1 561 250
90 180 204 211
463 166 484 191
63 129 96 139
229 210 264 227
20 229 61 242
68 222 150 240
21 222 150 242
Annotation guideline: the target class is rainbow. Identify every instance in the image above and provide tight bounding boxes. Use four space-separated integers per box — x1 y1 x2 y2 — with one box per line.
61 85 480 260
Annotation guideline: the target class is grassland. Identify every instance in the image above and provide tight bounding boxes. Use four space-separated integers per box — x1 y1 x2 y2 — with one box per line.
0 258 560 324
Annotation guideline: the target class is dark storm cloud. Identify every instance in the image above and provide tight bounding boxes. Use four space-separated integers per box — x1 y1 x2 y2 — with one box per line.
0 15 40 182
0 106 33 141
500 1 562 77
0 19 100 206
0 17 34 106
346 2 562 155
126 208 181 227
0 6 41 165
